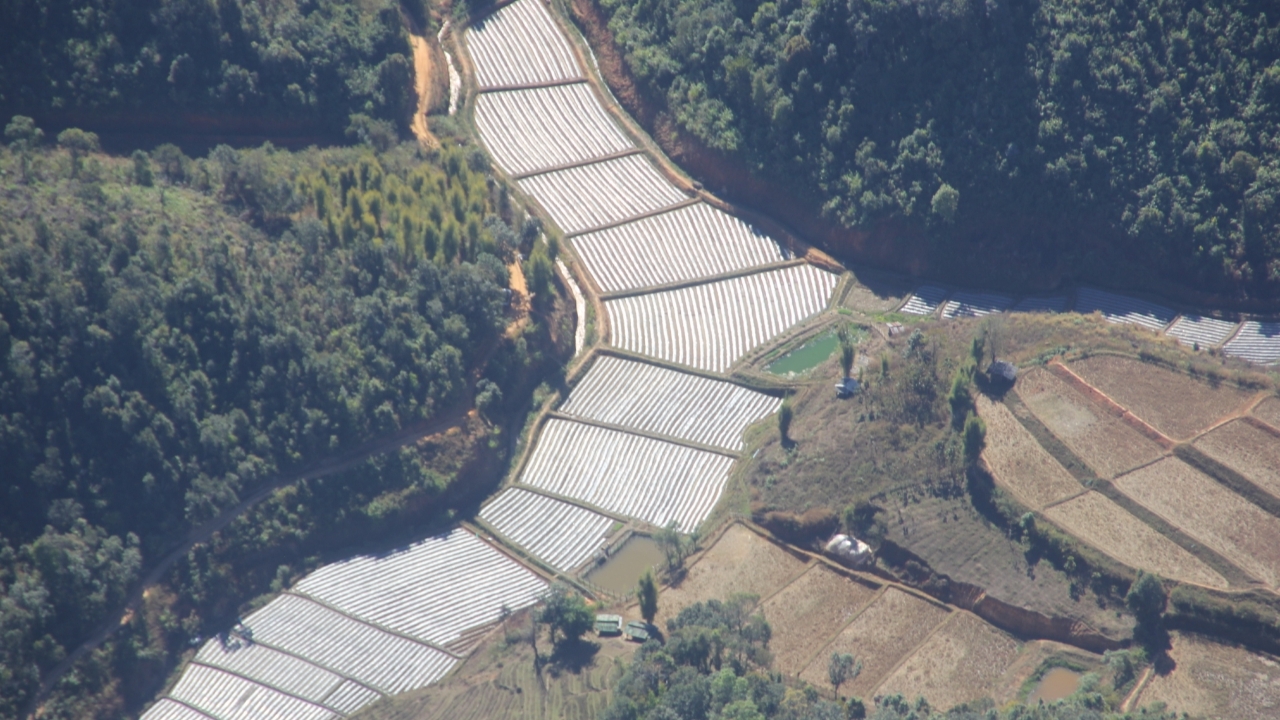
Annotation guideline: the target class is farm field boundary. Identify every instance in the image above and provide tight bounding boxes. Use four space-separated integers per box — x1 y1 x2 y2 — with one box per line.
544 410 741 457
598 257 810 300
1045 361 1175 449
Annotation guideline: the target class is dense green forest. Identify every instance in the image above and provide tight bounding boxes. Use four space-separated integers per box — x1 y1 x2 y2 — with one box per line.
601 596 1174 720
0 0 418 135
596 0 1280 295
0 120 563 719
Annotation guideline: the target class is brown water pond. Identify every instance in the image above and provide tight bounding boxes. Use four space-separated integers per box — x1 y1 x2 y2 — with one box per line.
1027 667 1082 704
585 536 664 596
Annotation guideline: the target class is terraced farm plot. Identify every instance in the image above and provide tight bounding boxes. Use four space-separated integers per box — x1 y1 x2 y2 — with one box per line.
1255 396 1280 430
1075 287 1175 330
975 394 1084 511
1010 295 1068 313
900 285 949 315
874 612 1025 710
517 154 687 235
293 528 547 648
142 699 220 720
167 664 336 720
1113 457 1280 588
463 0 582 88
656 524 809 627
571 202 788 292
560 355 780 450
940 290 1013 318
1135 632 1280 719
1042 492 1228 588
1017 368 1165 478
606 264 838 372
192 639 365 710
1068 355 1252 440
760 565 879 675
1166 314 1240 348
1194 420 1280 500
474 84 632 176
1223 321 1280 365
518 418 735 531
798 587 951 697
478 488 615 572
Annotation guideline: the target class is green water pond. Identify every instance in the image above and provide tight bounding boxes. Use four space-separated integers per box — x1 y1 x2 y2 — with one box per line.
767 332 840 375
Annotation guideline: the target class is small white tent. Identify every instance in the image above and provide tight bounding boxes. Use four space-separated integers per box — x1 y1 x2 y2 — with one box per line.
824 533 873 567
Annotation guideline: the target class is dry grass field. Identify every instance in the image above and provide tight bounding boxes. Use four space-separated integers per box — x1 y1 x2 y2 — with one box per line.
1069 355 1252 440
976 394 1085 510
1194 420 1280 499
839 270 913 313
1134 632 1280 720
873 611 1025 710
798 587 951 698
1017 368 1165 479
656 524 809 627
1113 457 1280 588
1253 396 1280 430
1042 491 1228 589
760 565 880 674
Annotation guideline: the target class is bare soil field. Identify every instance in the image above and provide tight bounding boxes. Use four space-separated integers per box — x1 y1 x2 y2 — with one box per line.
1134 631 1280 720
761 565 880 675
1113 457 1280 588
873 611 1025 710
656 524 809 627
1042 491 1228 589
354 612 635 720
1069 355 1252 440
976 394 1085 510
1017 367 1165 479
1195 419 1280 500
1253 396 1280 430
798 587 951 698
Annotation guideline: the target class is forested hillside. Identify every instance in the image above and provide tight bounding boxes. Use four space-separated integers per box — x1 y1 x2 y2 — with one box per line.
0 122 562 719
0 0 417 135
594 0 1280 296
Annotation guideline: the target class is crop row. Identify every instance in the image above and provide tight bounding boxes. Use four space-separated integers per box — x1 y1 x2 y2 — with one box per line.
1075 287 1175 330
560 355 781 450
479 488 616 571
474 84 633 177
517 153 688 235
900 285 950 315
571 202 789 293
606 264 838 373
141 700 216 720
193 639 352 709
168 663 336 720
1166 314 1240 348
463 0 582 88
519 418 735 531
1223 321 1280 364
940 290 1013 318
293 528 547 648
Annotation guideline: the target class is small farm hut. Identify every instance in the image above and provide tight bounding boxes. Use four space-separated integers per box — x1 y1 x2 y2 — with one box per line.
624 620 650 642
595 614 622 636
824 534 873 568
987 360 1017 386
835 377 860 398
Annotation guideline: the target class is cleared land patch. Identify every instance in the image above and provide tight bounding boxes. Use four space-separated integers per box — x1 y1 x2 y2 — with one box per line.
1254 396 1280 430
656 524 808 627
559 355 780 451
798 587 951 697
874 611 1025 710
1042 492 1228 589
606 263 838 372
759 565 880 675
1113 457 1280 588
1068 355 1251 440
463 0 583 88
1194 420 1280 500
1017 367 1164 479
975 394 1083 511
1135 632 1280 720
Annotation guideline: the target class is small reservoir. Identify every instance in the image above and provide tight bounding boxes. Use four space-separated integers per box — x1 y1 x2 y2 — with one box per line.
1027 667 1081 703
767 332 838 376
585 536 664 596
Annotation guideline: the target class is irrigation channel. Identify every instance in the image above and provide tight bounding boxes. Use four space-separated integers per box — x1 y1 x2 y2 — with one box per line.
140 1 1280 719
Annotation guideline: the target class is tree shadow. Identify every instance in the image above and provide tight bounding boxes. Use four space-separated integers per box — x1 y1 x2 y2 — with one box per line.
545 637 600 676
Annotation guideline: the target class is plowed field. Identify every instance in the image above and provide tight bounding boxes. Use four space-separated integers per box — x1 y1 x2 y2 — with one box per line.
798 587 950 698
1113 457 1280 588
1253 396 1280 431
1069 355 1251 440
874 611 1025 710
1194 419 1280 500
1135 632 1280 720
1017 368 1164 479
761 565 880 675
1042 492 1227 588
976 394 1084 510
